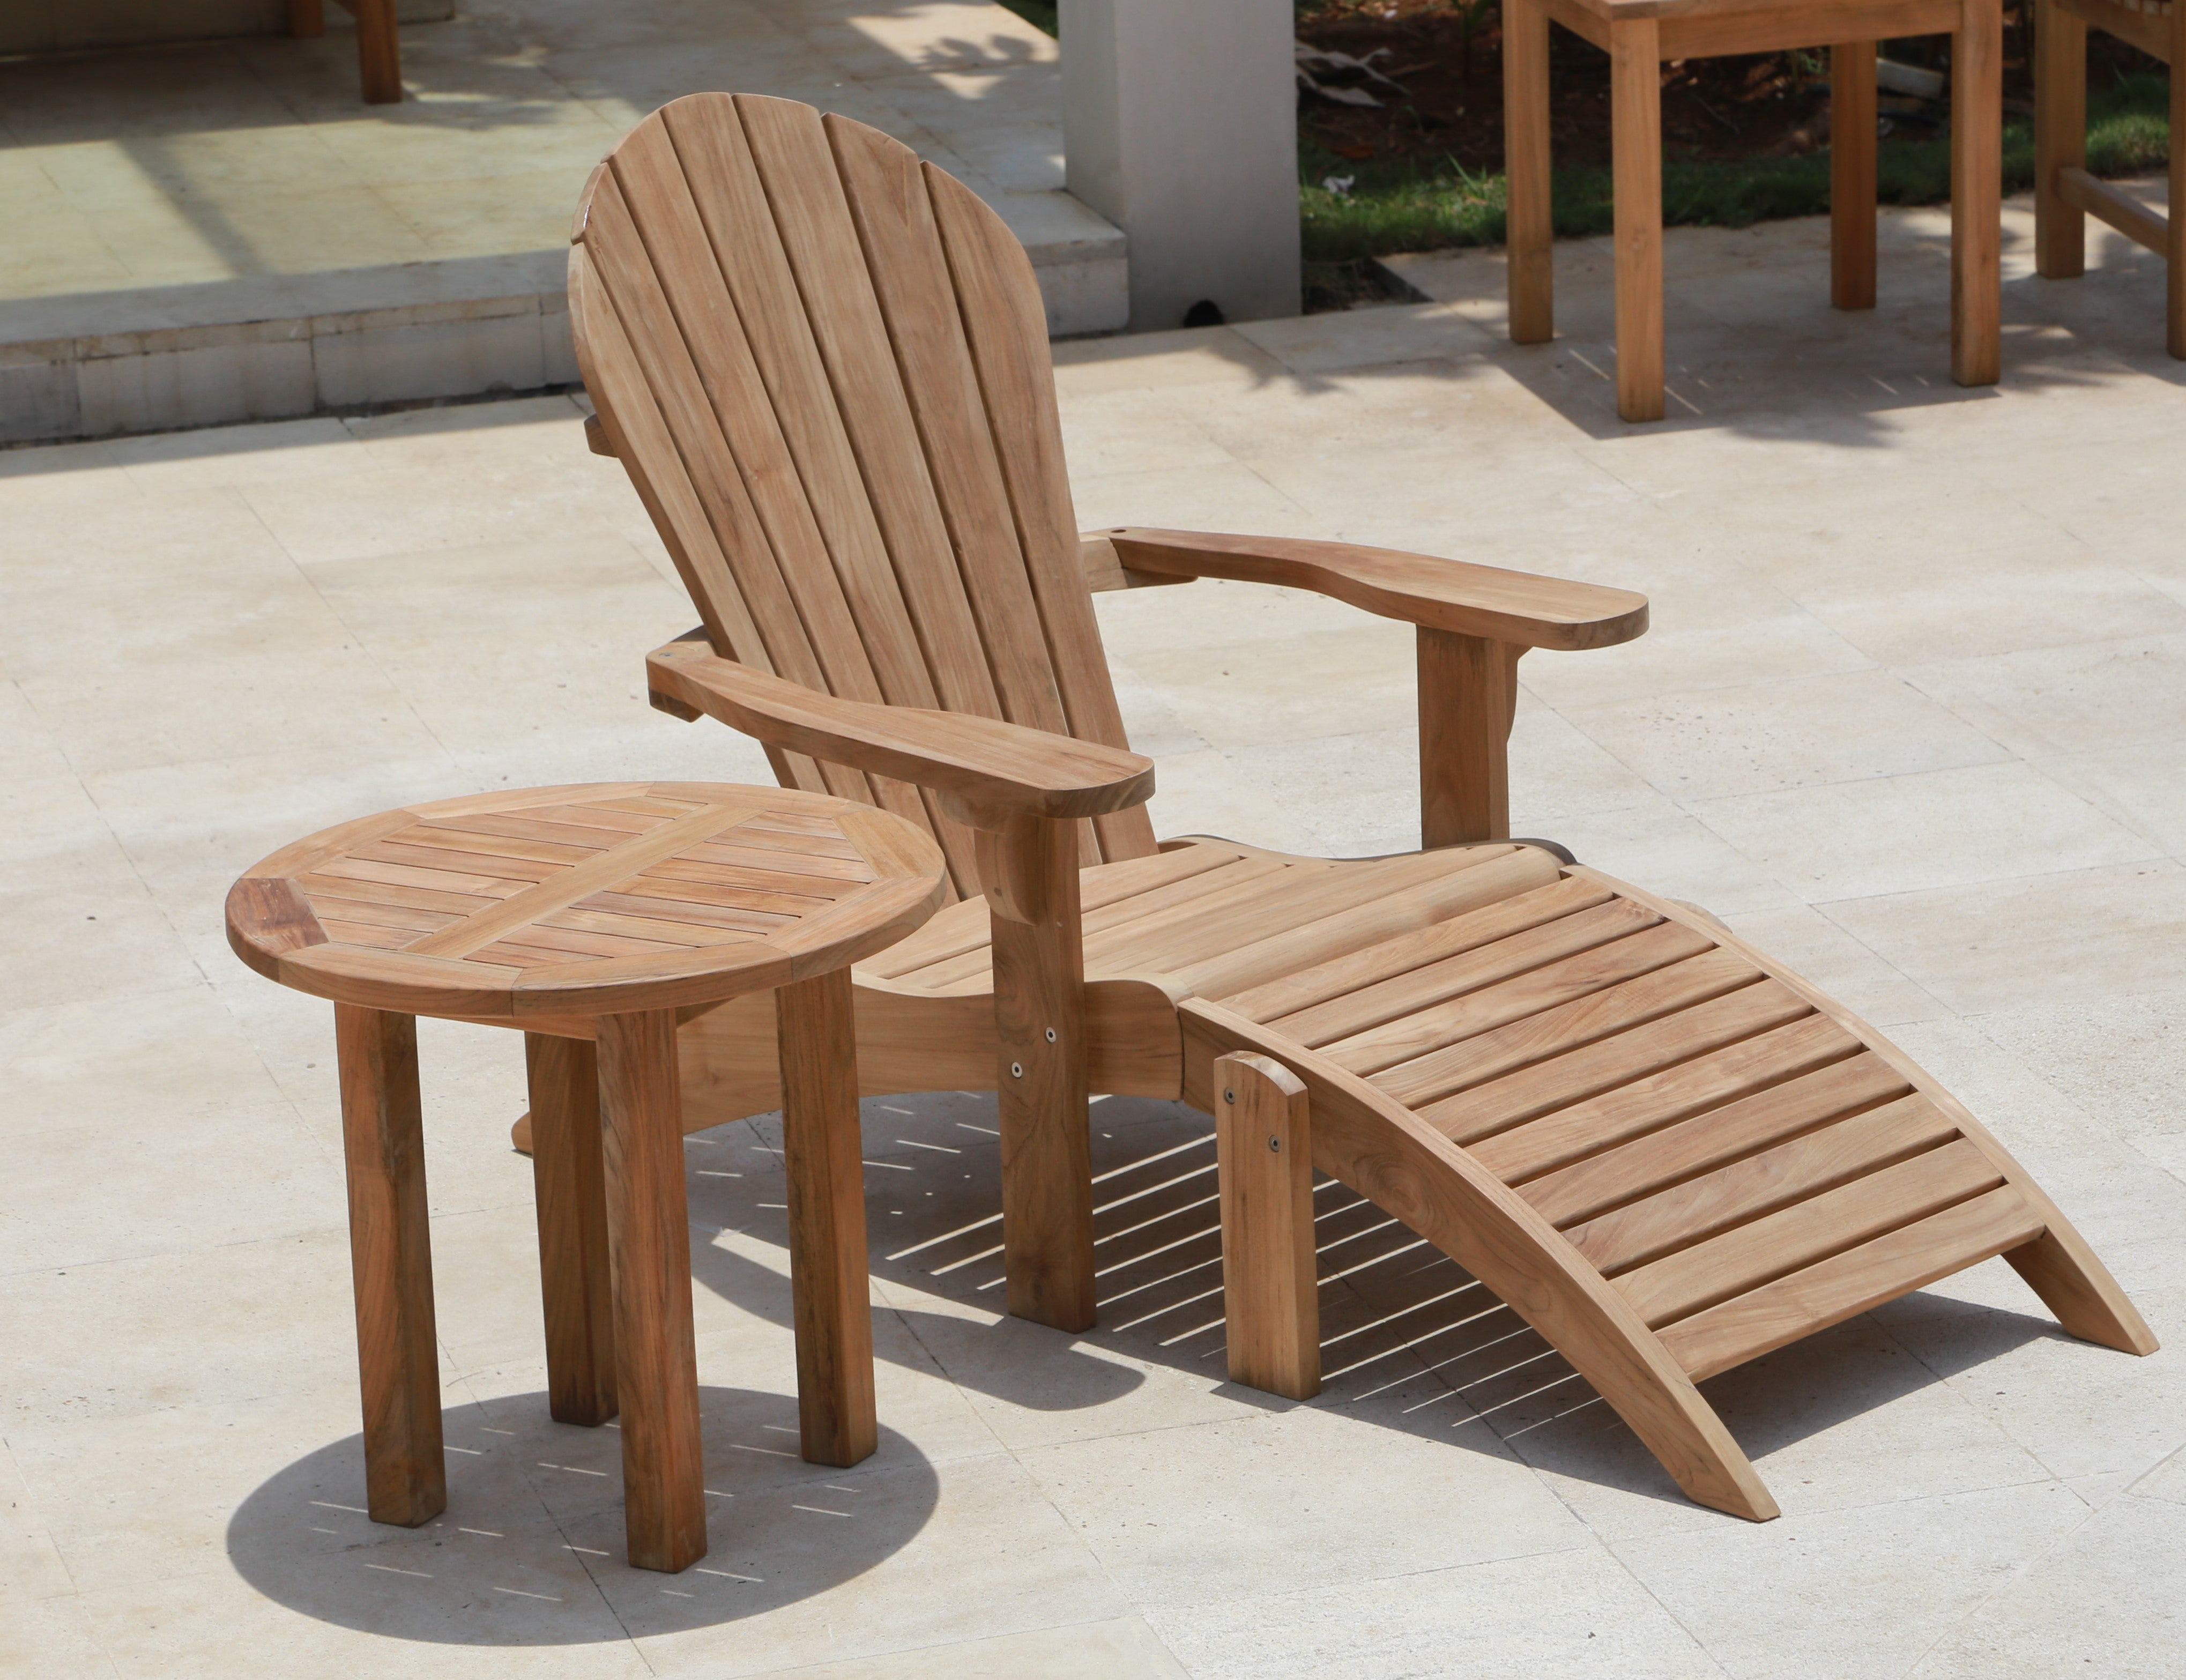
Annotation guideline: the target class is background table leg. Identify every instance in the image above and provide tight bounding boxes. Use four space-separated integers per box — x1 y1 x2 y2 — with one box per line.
1504 0 1555 344
334 1004 444 1528
1952 0 2004 384
1831 41 1879 310
597 1008 707 1574
353 0 403 103
778 970 879 1468
527 1032 616 1428
2033 0 2088 279
1610 18 1665 422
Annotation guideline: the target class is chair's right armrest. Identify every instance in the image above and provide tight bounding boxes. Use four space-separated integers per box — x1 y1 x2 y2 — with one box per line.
645 640 1155 824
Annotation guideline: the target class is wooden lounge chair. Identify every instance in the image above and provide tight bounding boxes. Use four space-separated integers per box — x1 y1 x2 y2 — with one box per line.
553 92 2156 1521
2034 0 2183 356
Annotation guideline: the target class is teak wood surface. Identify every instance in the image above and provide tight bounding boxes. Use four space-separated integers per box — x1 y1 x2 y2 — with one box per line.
2035 0 2185 356
287 0 403 104
1503 0 2004 419
559 93 2153 1520
228 783 947 1571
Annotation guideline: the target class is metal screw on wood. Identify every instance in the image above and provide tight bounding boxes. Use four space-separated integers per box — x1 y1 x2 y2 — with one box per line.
1045 1028 1057 1043
1010 1062 1023 1079
1268 1135 1282 1153
1222 1089 1235 1104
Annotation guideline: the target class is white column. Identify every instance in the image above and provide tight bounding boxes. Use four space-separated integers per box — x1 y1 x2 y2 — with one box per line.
1061 0 1300 331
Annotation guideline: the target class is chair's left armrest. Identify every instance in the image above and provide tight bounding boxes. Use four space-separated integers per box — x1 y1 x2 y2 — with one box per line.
1101 527 1648 650
645 639 1155 823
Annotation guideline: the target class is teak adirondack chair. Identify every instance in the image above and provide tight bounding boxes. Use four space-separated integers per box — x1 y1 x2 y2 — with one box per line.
556 92 2156 1521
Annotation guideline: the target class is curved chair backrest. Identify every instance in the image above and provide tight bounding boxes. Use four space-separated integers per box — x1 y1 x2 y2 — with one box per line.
569 93 1155 898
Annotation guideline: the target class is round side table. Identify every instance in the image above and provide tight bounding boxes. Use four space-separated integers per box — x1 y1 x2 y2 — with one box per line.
226 782 947 1574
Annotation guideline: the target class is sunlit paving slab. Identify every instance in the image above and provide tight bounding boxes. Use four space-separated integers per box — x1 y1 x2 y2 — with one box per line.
2 216 2184 1674
0 0 1122 441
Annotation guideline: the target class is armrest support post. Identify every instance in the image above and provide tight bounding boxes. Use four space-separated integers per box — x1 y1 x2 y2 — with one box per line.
1418 629 1521 848
982 812 1096 1333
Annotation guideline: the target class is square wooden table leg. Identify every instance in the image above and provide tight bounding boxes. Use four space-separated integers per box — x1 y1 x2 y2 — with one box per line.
777 969 878 1468
2168 21 2184 359
1831 41 1879 310
2033 0 2088 279
596 1008 707 1574
1951 0 2004 385
1504 0 1555 344
334 1003 445 1528
527 1032 616 1428
1610 18 1666 422
353 0 403 103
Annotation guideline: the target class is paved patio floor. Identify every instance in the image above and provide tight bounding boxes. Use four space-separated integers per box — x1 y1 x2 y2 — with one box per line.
3 197 2184 1677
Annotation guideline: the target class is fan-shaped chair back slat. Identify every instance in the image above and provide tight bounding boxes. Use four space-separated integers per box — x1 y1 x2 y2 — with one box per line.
570 93 1157 898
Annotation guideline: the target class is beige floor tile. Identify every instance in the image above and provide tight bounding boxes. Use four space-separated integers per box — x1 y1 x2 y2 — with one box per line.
1908 1488 2186 1678
1612 1480 2092 1679
1231 301 1501 375
1714 903 1946 1028
1565 666 2014 801
1050 324 1290 397
1146 1544 1721 1680
1901 631 2186 761
737 1615 1187 1680
1540 797 1804 916
1826 859 2186 1015
0 1443 74 1605
0 1594 109 1674
1691 760 2161 904
2033 745 2186 857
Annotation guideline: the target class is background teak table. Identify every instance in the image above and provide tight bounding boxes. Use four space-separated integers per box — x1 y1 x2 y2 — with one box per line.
1504 0 2005 421
226 782 947 1573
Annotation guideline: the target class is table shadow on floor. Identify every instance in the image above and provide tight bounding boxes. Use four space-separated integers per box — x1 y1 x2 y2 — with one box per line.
227 1385 937 1644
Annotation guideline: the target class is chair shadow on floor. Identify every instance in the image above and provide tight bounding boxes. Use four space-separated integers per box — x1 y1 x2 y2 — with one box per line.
688 1086 2066 1514
227 1385 941 1644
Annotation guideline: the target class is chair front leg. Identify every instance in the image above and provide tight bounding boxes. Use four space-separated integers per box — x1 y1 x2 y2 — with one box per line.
1418 628 1522 849
977 811 1096 1333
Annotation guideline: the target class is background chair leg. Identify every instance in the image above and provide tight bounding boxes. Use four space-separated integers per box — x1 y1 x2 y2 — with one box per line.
777 970 879 1468
1216 1053 1320 1401
334 1004 445 1528
1504 0 1555 344
984 814 1097 1334
2034 0 2088 278
1951 0 2005 385
353 0 402 103
597 1008 707 1574
1610 18 1665 422
1831 41 1879 309
527 1033 616 1428
288 0 325 35
2168 27 2183 357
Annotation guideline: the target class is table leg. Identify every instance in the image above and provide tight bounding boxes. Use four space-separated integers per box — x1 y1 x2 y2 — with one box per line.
2033 0 2087 279
353 0 403 104
1504 0 1555 344
2167 17 2184 359
1610 18 1665 422
527 1032 616 1428
334 1004 444 1528
597 1008 707 1574
777 970 878 1468
1951 0 2004 385
1831 41 1879 310
288 0 325 34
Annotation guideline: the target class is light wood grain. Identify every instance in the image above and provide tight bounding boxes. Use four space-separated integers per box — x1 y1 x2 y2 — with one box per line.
2035 0 2090 277
777 969 879 1467
348 0 401 103
2054 166 2169 255
989 814 1096 1331
598 1008 707 1573
1216 1053 1321 1401
1418 629 1520 847
335 1005 444 1527
528 1033 617 1428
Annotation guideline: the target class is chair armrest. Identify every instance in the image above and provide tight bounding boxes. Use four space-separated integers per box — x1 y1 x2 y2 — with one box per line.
1101 527 1648 651
645 640 1155 823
